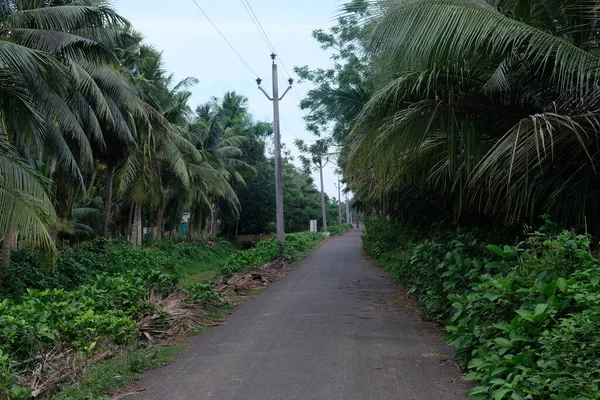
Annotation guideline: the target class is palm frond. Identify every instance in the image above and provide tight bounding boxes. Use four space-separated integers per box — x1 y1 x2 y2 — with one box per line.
369 0 600 93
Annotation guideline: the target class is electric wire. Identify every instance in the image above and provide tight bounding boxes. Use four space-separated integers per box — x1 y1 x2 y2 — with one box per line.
190 0 259 77
191 0 309 148
280 114 300 142
238 0 303 104
239 0 276 54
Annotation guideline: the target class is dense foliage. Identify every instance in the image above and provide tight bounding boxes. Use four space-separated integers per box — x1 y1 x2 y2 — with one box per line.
0 238 232 398
221 231 326 276
0 238 229 299
300 0 600 234
0 0 340 276
363 217 600 399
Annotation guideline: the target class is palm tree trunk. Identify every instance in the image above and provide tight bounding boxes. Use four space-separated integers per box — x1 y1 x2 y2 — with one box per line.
50 225 58 245
156 206 164 241
102 165 115 238
319 161 328 233
210 205 218 237
187 212 195 242
202 216 209 239
88 168 97 195
130 203 142 246
2 226 15 269
127 201 134 240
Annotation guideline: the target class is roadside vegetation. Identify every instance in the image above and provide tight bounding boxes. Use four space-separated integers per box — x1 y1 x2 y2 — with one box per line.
0 238 231 398
0 229 335 399
363 217 600 398
327 223 352 236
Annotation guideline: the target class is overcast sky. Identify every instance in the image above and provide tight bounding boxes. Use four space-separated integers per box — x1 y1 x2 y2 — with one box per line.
115 0 345 200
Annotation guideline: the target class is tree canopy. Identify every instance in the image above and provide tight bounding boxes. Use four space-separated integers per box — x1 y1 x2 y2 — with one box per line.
300 0 600 234
0 0 338 270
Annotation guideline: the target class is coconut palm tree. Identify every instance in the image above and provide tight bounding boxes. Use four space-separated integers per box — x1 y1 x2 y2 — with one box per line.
0 0 135 264
191 93 252 236
0 0 144 249
116 45 199 245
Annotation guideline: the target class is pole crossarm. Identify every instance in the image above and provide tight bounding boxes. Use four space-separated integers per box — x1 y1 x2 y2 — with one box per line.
256 78 293 102
278 85 292 101
258 85 273 100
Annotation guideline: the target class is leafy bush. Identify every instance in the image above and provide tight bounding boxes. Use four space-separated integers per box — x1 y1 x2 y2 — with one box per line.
0 239 114 297
363 217 600 399
220 231 325 276
283 231 325 259
0 238 233 398
0 262 185 397
327 223 353 236
0 239 231 300
181 282 224 306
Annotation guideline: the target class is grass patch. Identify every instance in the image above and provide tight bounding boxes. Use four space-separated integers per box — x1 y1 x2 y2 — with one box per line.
50 346 184 400
178 256 229 285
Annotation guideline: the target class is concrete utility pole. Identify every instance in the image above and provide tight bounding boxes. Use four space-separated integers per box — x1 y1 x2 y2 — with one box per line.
319 160 327 233
257 54 293 245
335 176 342 225
345 193 350 224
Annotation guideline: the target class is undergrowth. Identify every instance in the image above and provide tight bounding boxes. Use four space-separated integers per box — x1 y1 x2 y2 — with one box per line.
0 230 325 399
49 346 184 400
363 216 600 399
0 238 232 399
326 223 353 236
220 231 325 276
0 238 231 299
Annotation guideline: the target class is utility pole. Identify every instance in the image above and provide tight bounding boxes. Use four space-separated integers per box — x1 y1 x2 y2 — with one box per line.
257 54 293 246
345 193 350 224
335 176 342 225
319 160 328 233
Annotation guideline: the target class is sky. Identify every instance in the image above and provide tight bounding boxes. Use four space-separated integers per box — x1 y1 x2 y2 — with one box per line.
115 0 346 200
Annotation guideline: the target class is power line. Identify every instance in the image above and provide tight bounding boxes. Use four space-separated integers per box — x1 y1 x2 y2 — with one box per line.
190 0 259 77
238 0 303 103
277 58 304 105
239 0 275 54
280 115 299 141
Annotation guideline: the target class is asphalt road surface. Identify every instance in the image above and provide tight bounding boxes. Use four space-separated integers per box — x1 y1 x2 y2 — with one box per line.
127 229 469 400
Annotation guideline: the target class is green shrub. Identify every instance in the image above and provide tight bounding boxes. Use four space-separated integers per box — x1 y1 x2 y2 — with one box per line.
0 237 234 398
181 281 224 306
363 217 600 399
0 238 231 300
0 265 178 397
0 238 114 298
283 231 325 259
327 223 353 236
220 231 325 276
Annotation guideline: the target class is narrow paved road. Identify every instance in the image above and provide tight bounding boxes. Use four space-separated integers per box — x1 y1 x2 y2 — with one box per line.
128 229 468 400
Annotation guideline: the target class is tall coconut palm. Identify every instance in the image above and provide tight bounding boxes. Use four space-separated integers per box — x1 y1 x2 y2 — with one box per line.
1 0 143 246
116 45 202 245
0 136 56 268
192 92 252 236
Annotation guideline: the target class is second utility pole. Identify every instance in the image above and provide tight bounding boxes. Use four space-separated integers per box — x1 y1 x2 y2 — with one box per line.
336 176 342 225
257 54 293 246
